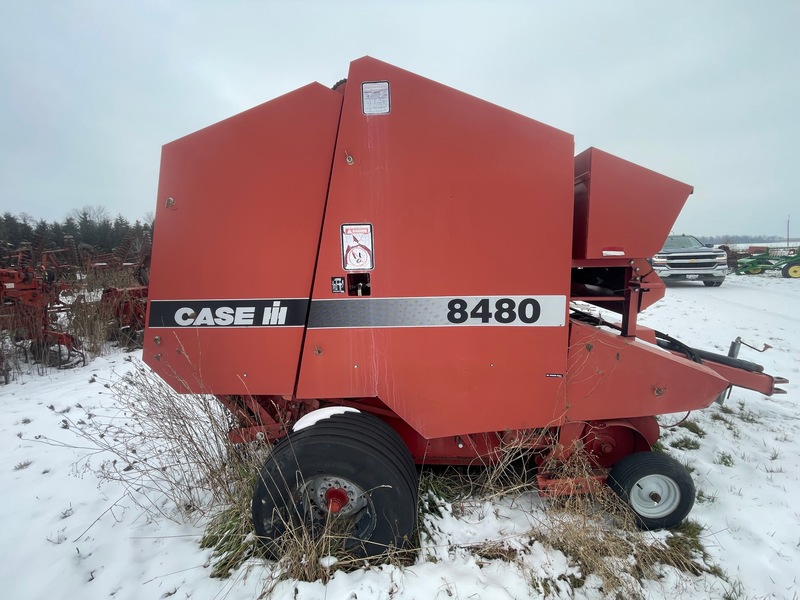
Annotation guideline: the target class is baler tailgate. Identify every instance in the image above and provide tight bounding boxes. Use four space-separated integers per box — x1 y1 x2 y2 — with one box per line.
143 83 343 395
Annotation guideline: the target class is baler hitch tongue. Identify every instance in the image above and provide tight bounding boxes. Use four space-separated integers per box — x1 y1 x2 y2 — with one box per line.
772 376 789 395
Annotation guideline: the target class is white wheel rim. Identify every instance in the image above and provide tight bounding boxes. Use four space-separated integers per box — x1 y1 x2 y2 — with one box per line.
629 474 681 518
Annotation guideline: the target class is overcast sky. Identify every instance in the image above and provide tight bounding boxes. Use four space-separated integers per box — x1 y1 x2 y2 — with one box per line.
1 1 798 236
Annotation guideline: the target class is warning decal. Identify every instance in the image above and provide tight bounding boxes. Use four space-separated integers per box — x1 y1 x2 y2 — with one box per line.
341 224 374 270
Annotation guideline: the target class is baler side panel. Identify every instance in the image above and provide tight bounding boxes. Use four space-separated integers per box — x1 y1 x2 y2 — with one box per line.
565 320 730 420
143 83 343 395
297 57 575 439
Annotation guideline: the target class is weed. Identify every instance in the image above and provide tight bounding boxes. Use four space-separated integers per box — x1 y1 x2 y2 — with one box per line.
710 413 740 436
676 420 706 437
715 452 735 467
695 489 717 504
669 436 701 451
201 500 261 578
14 460 32 471
470 540 518 562
732 400 759 423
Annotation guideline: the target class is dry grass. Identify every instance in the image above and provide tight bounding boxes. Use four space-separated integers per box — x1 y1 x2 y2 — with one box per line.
59 362 727 595
441 443 727 598
68 360 267 520
68 294 118 355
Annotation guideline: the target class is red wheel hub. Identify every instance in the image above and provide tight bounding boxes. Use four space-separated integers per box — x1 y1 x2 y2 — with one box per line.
582 424 636 468
325 487 349 513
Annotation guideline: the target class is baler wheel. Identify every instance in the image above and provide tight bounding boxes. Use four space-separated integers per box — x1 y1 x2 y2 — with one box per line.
781 261 800 279
607 452 694 530
746 267 763 275
251 411 417 560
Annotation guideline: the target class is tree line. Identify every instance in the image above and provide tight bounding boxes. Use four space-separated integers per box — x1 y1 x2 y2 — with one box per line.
698 234 789 245
1 207 153 254
2 207 790 255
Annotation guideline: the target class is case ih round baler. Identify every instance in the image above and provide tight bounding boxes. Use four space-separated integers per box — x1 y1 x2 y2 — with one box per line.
142 57 786 557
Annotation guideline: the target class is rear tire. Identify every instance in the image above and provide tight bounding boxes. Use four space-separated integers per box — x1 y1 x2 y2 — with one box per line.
252 412 417 560
607 452 694 530
781 261 800 279
703 280 723 287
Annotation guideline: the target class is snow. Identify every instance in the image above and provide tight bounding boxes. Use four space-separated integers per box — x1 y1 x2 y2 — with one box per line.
293 406 360 432
1 273 798 599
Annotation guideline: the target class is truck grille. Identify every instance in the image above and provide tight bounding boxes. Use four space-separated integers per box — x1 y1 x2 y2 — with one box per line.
663 252 722 269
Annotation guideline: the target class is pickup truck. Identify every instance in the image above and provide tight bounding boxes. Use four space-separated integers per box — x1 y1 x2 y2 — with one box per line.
651 234 728 287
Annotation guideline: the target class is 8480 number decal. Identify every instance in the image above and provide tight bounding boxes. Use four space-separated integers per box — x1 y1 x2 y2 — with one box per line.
447 297 541 325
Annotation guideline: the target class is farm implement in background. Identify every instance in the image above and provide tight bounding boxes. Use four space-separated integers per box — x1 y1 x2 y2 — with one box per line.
729 246 800 278
0 234 151 377
1 240 85 370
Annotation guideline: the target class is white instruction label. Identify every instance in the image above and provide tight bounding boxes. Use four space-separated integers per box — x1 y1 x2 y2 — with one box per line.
361 81 390 115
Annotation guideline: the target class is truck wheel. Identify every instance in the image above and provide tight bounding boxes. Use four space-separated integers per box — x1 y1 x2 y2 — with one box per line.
252 412 417 560
781 262 800 278
702 280 723 287
607 452 694 530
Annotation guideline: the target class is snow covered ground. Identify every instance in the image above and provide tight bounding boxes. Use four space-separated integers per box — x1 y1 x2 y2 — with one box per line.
1 273 797 600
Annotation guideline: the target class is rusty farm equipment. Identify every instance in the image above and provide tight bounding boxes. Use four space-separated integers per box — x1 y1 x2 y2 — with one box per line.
0 241 85 369
142 58 788 558
0 233 152 376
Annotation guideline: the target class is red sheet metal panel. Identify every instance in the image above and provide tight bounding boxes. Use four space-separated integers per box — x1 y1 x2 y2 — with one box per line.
565 320 729 420
572 148 694 260
297 57 575 439
143 83 343 395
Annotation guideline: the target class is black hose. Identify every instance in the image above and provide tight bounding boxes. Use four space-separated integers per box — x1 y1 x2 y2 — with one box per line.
570 308 763 372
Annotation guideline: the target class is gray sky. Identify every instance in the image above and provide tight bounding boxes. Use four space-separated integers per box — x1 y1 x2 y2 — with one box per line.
1 1 798 236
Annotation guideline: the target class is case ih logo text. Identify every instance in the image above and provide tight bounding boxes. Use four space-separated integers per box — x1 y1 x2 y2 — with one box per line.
147 299 308 328
175 301 287 327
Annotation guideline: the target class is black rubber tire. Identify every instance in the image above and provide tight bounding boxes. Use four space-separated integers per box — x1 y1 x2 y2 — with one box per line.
781 261 800 279
607 452 695 530
252 412 417 560
702 280 723 287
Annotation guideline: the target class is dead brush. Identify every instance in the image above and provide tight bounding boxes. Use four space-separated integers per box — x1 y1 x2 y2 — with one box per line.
258 513 415 596
438 438 729 597
529 446 725 596
66 360 269 538
0 310 65 375
68 267 145 355
67 293 118 355
474 429 551 499
83 266 139 293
